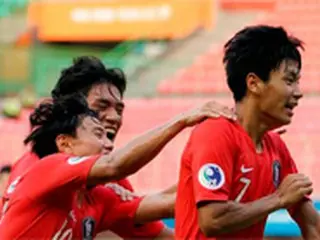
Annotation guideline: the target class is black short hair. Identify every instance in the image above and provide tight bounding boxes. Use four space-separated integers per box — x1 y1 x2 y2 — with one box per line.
223 25 304 102
51 56 127 100
0 165 11 174
24 93 98 158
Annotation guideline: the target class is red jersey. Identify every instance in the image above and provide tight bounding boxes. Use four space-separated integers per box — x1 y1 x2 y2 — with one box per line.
7 151 38 186
175 118 300 240
2 152 165 238
0 153 98 239
72 185 164 239
71 185 142 239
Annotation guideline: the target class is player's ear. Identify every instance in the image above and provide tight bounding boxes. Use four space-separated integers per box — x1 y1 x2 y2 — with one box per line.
56 134 73 154
246 72 265 96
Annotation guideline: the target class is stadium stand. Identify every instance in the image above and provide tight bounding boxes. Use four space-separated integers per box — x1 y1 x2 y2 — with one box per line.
158 0 320 95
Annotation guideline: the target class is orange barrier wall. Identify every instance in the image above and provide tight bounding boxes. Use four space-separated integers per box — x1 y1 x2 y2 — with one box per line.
27 0 216 42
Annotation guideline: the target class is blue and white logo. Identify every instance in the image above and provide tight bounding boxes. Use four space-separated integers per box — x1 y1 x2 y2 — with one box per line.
198 163 225 190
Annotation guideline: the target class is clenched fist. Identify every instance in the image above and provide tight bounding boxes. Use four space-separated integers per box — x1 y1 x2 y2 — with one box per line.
276 174 313 208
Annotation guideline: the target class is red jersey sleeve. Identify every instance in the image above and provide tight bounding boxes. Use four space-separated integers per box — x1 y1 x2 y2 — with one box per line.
21 153 98 200
188 119 237 204
97 186 164 238
7 151 39 187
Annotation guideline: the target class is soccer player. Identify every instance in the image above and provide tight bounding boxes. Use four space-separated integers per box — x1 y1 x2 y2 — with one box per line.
0 92 225 239
175 25 320 240
4 56 236 239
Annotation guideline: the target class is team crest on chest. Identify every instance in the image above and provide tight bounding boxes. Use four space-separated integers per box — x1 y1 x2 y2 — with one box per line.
82 216 95 240
272 160 281 188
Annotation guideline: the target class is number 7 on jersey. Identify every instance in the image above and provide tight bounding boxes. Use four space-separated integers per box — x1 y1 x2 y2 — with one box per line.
235 177 251 202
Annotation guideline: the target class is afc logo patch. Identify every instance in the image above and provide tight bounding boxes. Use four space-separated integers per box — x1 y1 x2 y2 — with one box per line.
273 160 281 188
198 163 225 190
82 217 96 240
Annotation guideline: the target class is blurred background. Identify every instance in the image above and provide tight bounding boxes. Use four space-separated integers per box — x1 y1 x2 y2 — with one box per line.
0 0 319 238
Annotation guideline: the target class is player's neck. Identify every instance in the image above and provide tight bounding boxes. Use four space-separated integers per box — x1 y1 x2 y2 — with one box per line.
235 101 269 152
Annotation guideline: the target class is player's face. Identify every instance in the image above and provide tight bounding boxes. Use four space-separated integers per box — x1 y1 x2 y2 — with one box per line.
259 59 303 128
59 116 114 156
86 83 124 143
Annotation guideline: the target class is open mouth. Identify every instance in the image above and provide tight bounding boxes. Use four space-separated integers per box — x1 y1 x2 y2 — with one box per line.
284 103 297 116
106 128 116 141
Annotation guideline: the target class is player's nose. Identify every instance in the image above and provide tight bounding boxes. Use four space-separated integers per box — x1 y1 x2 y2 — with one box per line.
102 139 114 154
293 82 303 100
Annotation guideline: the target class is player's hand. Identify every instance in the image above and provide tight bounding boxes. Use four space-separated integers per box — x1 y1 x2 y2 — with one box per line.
178 101 237 127
276 174 313 208
105 183 137 201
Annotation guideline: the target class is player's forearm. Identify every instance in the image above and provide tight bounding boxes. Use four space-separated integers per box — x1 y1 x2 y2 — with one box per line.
154 226 174 240
99 117 185 182
291 200 320 240
134 192 176 223
161 184 177 195
301 226 320 240
299 218 320 240
202 193 282 236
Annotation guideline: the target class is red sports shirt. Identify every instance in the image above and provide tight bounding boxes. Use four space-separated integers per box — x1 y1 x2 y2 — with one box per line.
2 151 165 238
7 151 38 186
72 185 164 239
175 118 301 240
71 185 143 239
0 153 98 239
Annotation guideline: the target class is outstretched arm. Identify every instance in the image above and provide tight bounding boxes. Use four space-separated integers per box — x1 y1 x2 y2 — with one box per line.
134 191 176 223
105 183 176 222
88 101 236 186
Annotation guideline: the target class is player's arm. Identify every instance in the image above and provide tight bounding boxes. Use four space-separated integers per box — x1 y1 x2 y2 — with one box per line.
134 183 177 222
88 101 235 186
152 227 174 240
290 200 320 240
275 137 320 239
199 174 312 236
98 186 173 240
117 195 175 240
106 183 176 221
133 183 177 222
161 184 177 194
199 194 282 235
191 120 311 237
134 191 176 223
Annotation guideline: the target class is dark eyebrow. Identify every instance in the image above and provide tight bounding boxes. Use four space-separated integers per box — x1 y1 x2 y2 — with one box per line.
284 69 300 79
